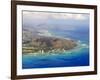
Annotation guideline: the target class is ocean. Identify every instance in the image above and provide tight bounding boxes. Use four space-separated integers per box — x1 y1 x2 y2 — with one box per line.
22 27 89 69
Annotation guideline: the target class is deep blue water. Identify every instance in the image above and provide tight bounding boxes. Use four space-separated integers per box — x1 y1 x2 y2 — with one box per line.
22 27 89 69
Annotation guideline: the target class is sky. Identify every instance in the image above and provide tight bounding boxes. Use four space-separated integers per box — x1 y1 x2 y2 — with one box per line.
23 11 88 20
23 11 90 31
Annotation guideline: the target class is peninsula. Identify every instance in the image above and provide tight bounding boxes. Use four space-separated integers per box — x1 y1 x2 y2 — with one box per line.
22 31 77 54
22 25 78 54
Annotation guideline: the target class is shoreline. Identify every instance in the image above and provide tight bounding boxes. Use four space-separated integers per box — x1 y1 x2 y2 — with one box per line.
22 29 88 56
22 41 89 56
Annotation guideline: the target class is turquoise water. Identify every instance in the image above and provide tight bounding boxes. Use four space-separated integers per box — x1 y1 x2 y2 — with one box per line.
22 27 89 69
22 47 89 69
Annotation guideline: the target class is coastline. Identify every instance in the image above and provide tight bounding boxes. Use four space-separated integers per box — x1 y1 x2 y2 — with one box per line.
22 40 89 56
22 29 89 56
22 28 89 69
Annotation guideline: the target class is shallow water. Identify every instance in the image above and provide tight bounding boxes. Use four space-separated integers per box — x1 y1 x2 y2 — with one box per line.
22 26 89 69
22 43 89 69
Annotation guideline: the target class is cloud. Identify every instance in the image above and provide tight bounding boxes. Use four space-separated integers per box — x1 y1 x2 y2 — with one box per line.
23 11 49 20
23 11 88 20
51 13 87 20
74 14 87 20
